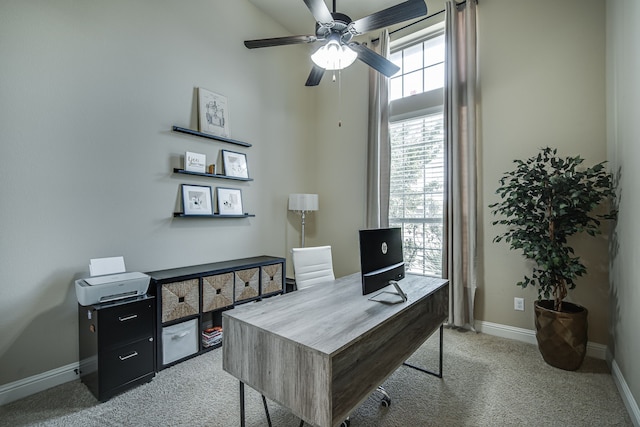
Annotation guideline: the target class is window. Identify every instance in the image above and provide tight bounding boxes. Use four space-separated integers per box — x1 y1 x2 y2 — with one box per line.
389 29 445 277
390 33 445 101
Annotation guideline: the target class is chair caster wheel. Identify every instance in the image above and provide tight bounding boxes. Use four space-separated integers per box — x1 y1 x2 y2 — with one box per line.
340 419 351 427
375 385 391 407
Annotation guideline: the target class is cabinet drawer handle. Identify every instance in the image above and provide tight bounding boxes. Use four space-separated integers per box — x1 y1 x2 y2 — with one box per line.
118 314 138 322
119 351 138 361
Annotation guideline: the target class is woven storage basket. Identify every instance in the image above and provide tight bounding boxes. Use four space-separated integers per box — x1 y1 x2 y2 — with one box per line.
202 272 234 312
261 263 283 294
234 268 259 302
161 279 199 323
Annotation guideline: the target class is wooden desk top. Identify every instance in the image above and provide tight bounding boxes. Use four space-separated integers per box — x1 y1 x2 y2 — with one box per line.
223 273 449 427
224 273 447 355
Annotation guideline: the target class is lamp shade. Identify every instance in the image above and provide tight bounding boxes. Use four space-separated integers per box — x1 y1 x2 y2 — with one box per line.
288 194 319 212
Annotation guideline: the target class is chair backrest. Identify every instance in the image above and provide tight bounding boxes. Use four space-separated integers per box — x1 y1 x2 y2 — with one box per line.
291 246 335 289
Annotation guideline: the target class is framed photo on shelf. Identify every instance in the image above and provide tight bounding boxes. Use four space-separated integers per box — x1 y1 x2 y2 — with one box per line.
185 151 206 173
197 88 230 138
182 184 213 215
216 187 243 216
221 150 249 178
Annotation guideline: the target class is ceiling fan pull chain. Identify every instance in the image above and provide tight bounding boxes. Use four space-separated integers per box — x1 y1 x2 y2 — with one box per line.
338 68 343 127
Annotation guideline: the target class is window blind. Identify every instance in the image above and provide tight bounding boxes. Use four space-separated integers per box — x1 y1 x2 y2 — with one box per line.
389 112 444 277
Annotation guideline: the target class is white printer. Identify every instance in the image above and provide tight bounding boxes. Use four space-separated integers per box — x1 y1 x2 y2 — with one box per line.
75 272 150 306
75 256 150 306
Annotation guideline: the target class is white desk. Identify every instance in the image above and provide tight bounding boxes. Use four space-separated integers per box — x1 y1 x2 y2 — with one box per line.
222 273 449 427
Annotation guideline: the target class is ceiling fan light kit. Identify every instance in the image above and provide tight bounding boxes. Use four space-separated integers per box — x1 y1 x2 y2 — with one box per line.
311 37 357 70
244 0 428 86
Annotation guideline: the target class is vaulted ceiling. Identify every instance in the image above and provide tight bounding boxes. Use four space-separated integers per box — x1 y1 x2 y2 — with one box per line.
247 0 443 37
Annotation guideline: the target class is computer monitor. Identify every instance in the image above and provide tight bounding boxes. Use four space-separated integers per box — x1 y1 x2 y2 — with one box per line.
358 227 407 302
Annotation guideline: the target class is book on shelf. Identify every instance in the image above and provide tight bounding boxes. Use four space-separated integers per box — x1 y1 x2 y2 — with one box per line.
202 326 223 347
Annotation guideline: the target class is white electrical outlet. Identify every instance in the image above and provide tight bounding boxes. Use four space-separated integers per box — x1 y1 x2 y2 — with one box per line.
514 297 525 311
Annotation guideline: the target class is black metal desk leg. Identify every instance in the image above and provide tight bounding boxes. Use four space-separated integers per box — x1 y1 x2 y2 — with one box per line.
438 323 443 377
261 394 273 427
402 324 444 378
240 382 245 427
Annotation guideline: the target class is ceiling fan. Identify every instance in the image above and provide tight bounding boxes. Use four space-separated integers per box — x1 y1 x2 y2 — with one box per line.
244 0 428 86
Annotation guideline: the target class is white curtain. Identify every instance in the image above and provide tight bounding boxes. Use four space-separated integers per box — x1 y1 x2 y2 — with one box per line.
444 0 478 329
365 30 391 229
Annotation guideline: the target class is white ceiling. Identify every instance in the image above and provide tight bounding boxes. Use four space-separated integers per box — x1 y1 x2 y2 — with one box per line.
247 0 442 37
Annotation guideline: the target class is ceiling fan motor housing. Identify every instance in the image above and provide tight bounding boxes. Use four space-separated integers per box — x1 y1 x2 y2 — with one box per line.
315 12 354 44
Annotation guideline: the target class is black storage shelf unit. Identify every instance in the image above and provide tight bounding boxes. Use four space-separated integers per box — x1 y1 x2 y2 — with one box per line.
172 126 252 147
146 255 286 371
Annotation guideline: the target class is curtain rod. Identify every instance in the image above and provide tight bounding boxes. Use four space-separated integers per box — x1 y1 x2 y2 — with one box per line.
370 0 470 43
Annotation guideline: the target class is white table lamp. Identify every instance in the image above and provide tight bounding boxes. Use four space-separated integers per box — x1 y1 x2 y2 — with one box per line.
289 194 319 247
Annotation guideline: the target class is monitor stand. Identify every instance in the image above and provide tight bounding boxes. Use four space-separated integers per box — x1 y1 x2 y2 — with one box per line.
368 280 408 303
390 280 408 302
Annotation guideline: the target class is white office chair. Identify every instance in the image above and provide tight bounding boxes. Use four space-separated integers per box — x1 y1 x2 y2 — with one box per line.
291 246 335 289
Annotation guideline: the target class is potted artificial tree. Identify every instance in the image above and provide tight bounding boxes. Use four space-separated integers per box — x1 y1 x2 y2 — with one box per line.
490 147 616 370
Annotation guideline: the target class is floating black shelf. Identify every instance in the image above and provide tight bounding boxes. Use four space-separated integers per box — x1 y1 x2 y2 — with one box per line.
172 126 252 148
173 213 255 218
173 168 253 181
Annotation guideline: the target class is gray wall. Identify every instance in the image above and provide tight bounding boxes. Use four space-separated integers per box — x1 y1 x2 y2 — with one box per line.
607 0 640 413
0 0 319 385
311 0 613 342
477 0 610 342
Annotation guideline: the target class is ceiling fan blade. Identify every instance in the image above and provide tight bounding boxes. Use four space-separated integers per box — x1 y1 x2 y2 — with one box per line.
351 0 427 34
303 0 333 25
244 35 317 49
349 43 400 78
305 65 325 86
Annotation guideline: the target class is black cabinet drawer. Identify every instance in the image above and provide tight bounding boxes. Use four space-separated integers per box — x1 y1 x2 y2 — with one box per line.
99 298 155 344
101 337 155 392
79 296 156 401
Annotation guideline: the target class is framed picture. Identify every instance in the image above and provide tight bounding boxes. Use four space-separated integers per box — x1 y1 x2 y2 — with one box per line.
216 187 243 216
185 151 206 173
182 184 213 215
198 88 230 138
221 150 249 178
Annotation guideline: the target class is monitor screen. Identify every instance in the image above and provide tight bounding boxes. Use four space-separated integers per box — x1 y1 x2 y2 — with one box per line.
359 227 405 298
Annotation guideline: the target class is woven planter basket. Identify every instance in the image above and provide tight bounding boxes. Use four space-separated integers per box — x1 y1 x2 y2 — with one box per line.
534 300 588 371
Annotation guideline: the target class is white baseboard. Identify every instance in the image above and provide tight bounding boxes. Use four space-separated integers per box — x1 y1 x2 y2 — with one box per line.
0 362 79 406
611 359 640 427
475 320 607 360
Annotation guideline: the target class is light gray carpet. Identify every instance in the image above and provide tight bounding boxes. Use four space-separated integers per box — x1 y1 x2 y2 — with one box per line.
0 328 632 426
